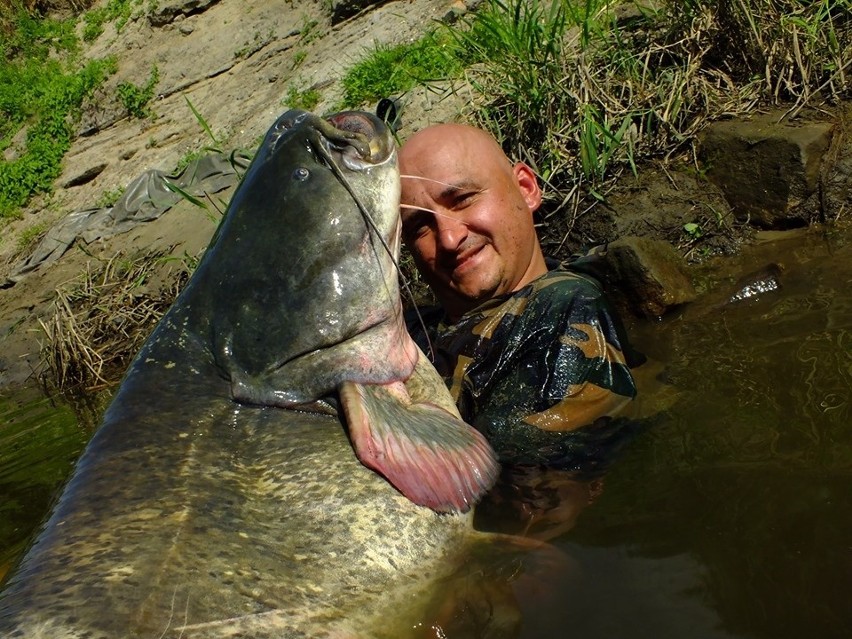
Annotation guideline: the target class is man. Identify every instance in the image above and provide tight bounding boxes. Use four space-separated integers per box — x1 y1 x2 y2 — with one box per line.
399 123 641 470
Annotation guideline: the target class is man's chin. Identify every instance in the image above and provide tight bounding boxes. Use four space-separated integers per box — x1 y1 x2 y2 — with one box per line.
450 280 502 310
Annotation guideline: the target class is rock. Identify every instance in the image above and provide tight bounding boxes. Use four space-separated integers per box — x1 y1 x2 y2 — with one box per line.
62 163 108 188
148 0 222 27
2 127 28 163
329 0 393 25
823 105 852 221
440 0 467 24
699 112 835 228
604 236 697 318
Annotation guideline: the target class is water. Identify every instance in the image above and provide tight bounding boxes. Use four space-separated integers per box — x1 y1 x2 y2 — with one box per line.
1 224 851 637
0 389 93 583
480 224 852 639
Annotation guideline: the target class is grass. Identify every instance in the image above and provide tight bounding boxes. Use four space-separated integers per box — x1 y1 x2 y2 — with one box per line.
339 0 849 251
0 2 116 218
340 31 465 108
81 0 141 42
15 219 48 252
116 63 159 118
38 249 196 392
283 82 321 111
5 0 851 385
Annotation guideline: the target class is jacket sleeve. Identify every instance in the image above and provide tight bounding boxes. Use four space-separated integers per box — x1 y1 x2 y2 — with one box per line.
470 275 637 465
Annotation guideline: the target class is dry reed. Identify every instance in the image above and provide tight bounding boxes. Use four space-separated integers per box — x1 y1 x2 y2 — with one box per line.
38 248 193 393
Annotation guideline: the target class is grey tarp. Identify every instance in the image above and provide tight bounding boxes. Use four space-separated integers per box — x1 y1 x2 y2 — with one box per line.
3 151 253 288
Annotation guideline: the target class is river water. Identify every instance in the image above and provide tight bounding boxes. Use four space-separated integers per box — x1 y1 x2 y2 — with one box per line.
480 224 852 639
1 224 850 637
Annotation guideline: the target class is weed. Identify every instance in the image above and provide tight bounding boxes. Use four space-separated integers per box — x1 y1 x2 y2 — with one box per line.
340 31 463 108
38 248 195 392
82 0 140 42
292 49 307 69
298 16 321 45
16 219 48 253
426 0 850 252
283 83 321 111
96 186 125 208
184 96 221 149
683 222 704 241
116 64 159 118
172 148 205 176
0 38 115 217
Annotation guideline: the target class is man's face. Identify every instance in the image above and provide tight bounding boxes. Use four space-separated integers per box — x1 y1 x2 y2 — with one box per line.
399 125 544 320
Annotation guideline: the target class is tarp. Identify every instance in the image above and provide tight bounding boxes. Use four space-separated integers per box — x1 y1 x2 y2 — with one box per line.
3 150 253 288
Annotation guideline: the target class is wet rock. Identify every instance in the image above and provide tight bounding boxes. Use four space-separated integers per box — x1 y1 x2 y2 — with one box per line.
329 0 394 24
823 105 852 221
725 263 784 305
605 236 696 318
699 112 835 228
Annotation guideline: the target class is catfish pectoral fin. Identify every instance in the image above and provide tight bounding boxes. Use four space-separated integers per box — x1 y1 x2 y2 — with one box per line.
340 380 499 514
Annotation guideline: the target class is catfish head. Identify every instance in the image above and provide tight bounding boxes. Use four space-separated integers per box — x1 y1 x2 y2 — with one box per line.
183 110 417 406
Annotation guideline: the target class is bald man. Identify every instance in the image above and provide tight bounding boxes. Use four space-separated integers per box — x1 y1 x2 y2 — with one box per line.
399 123 641 469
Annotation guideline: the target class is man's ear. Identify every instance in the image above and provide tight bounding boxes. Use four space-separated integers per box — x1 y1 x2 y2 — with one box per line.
513 162 542 213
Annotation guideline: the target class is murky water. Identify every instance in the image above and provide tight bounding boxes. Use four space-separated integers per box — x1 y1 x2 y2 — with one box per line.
0 389 93 583
471 224 852 639
1 224 851 637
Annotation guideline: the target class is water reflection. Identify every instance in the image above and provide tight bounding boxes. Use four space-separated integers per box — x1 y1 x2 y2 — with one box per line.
476 466 605 541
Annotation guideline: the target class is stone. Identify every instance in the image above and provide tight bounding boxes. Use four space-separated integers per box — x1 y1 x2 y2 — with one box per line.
148 0 222 27
604 236 696 318
62 163 108 188
440 0 468 24
699 113 835 228
329 0 393 25
2 127 28 163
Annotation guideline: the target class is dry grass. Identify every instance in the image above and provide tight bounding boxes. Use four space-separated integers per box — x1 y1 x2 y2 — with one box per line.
37 248 194 393
447 0 851 254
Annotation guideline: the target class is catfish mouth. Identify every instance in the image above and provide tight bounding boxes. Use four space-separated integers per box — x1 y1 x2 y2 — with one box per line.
271 109 395 170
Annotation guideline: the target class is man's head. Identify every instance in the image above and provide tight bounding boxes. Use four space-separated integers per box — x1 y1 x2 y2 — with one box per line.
398 123 547 321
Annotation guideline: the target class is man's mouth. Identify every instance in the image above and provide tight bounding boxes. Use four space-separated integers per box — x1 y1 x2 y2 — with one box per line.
450 244 485 276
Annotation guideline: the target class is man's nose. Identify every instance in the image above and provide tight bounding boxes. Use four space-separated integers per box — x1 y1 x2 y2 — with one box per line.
434 214 468 252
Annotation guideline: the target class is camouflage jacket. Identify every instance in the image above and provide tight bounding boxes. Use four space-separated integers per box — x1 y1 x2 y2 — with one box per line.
406 267 641 468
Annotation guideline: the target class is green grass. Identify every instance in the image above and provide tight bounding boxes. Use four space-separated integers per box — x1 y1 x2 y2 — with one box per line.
338 0 849 242
340 31 465 108
283 83 321 111
116 64 159 118
15 219 48 252
0 4 116 218
82 0 141 42
2 0 849 229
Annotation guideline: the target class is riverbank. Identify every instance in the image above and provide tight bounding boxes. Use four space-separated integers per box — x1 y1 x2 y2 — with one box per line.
0 0 849 393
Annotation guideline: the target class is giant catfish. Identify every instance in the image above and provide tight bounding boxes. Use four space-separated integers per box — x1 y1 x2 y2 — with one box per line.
0 110 501 638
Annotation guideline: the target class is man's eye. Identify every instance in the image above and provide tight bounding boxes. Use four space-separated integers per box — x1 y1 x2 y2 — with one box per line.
451 192 475 208
402 215 430 240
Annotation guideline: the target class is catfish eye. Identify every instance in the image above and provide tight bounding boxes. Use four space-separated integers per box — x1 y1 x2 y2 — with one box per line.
293 167 310 181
